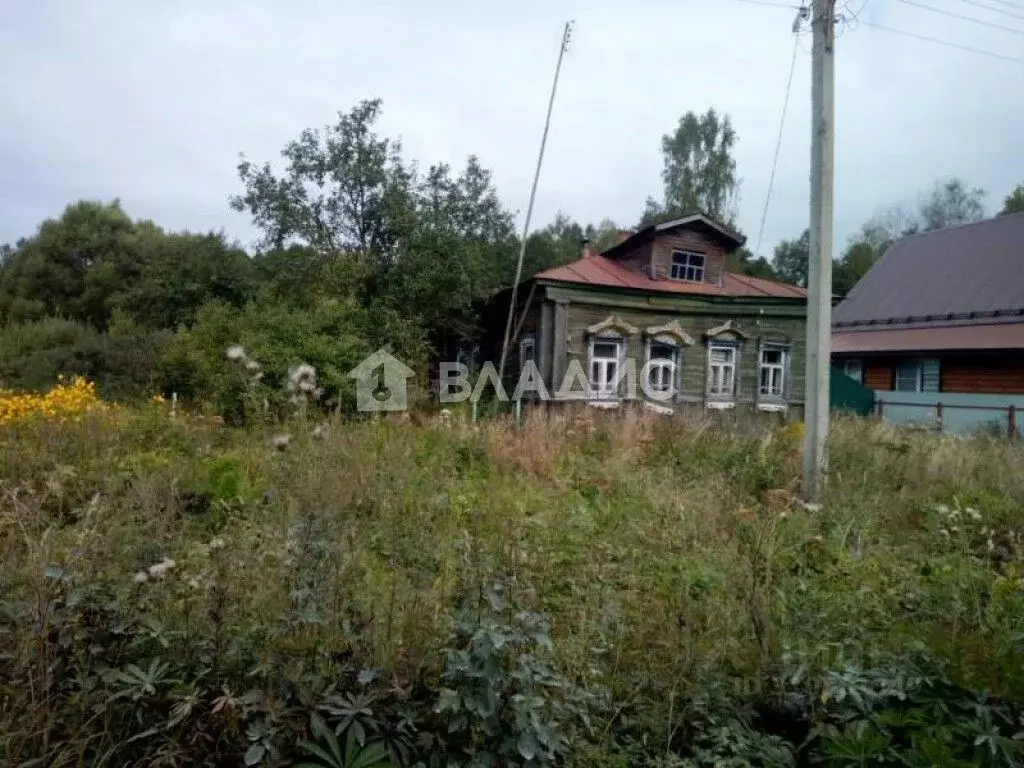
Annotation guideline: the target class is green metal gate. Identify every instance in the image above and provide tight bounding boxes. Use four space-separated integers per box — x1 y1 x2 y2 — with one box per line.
830 366 874 416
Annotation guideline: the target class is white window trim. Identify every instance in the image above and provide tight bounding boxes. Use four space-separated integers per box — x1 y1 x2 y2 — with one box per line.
706 342 739 403
588 335 624 400
758 344 788 402
669 249 706 282
645 336 680 398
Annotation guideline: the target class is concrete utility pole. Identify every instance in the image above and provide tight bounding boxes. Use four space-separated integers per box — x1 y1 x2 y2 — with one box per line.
802 0 836 500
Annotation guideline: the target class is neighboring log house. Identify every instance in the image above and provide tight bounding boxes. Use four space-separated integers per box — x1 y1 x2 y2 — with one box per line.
832 212 1024 396
487 214 808 415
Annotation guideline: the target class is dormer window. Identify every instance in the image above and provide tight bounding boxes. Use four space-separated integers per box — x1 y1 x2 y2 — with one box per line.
670 250 705 282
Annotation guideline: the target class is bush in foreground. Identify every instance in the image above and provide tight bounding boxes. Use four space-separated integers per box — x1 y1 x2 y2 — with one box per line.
1 409 1022 766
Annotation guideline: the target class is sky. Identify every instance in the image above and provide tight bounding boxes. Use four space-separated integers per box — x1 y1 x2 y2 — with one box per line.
1 0 1022 262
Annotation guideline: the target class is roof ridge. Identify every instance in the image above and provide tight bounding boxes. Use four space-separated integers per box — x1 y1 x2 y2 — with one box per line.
897 211 1024 241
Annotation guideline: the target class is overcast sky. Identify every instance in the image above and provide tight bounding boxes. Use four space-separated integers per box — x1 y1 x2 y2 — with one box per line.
1 0 1022 261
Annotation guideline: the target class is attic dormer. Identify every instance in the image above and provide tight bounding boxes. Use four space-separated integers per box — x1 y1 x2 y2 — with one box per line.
600 214 745 286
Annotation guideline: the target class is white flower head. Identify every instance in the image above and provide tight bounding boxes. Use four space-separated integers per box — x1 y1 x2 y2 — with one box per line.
287 363 317 395
967 507 982 521
147 557 176 579
226 345 248 363
209 536 226 550
245 359 262 373
133 570 149 584
272 434 291 451
312 423 327 440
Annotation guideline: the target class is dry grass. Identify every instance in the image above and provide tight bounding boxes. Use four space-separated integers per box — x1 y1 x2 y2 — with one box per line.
1 406 1023 764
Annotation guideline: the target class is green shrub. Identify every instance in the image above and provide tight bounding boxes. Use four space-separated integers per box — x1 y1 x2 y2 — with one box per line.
0 314 172 400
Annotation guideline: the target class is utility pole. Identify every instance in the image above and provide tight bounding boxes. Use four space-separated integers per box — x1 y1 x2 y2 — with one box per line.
802 0 836 500
498 21 574 386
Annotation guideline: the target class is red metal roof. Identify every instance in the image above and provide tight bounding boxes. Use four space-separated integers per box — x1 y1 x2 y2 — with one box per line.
833 322 1024 353
533 254 806 299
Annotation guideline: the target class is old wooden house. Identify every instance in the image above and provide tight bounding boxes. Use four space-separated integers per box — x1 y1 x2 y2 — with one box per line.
492 214 808 414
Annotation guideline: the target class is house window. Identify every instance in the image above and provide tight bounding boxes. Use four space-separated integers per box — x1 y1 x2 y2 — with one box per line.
759 346 788 398
707 343 737 397
895 358 940 393
670 250 705 282
842 359 863 384
519 334 536 368
646 340 679 395
589 338 623 398
456 343 479 369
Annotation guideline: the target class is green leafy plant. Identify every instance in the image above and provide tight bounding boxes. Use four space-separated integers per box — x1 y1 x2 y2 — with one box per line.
432 585 576 767
296 713 391 768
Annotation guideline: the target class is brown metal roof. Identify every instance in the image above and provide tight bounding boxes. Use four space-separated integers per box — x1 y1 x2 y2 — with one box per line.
833 322 1024 353
833 212 1024 328
534 254 806 299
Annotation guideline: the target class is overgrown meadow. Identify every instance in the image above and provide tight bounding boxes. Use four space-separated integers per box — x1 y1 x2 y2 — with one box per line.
2 399 1024 767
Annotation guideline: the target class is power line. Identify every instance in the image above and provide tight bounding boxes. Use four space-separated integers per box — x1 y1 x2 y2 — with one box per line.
861 19 1024 64
953 0 1024 21
984 0 1024 12
725 0 803 9
755 24 803 257
894 0 1024 37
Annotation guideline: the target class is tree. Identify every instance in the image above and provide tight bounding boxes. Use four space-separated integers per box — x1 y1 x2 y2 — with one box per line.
585 218 626 252
231 99 415 257
643 109 739 226
118 228 254 329
232 100 517 344
0 201 138 329
0 201 255 331
918 177 986 232
1000 184 1024 215
832 241 877 296
772 229 810 287
725 247 777 280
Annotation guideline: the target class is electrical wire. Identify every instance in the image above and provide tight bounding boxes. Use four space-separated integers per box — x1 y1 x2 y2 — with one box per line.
983 0 1024 11
952 0 1024 21
894 0 1024 36
724 0 803 9
861 19 1024 64
755 26 803 258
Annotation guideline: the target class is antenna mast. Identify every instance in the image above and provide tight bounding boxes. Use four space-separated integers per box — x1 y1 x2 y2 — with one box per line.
497 21 574 386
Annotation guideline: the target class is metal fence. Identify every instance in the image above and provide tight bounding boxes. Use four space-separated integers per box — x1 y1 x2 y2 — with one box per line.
873 391 1024 438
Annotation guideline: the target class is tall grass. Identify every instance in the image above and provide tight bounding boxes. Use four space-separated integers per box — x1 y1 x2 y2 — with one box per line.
1 406 1023 765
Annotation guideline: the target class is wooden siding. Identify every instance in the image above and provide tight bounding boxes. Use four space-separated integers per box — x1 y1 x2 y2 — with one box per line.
863 359 893 391
941 355 1024 394
604 226 730 285
837 354 1024 395
614 241 654 277
650 229 727 285
561 301 806 405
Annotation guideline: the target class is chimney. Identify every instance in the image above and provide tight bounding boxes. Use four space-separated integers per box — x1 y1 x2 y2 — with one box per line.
615 230 631 245
579 238 599 260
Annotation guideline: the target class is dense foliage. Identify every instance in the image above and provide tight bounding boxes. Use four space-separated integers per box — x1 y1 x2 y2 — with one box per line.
2 407 1023 766
0 96 1017 407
